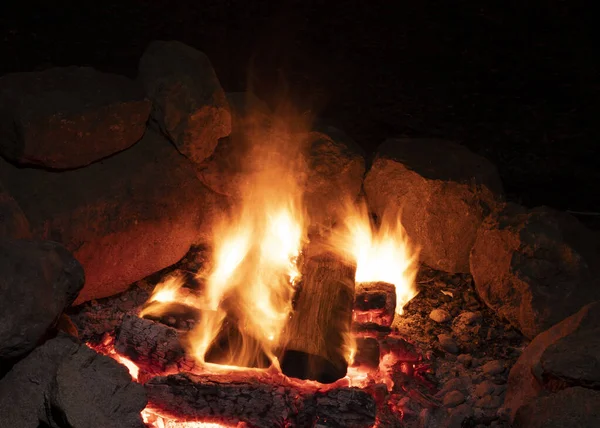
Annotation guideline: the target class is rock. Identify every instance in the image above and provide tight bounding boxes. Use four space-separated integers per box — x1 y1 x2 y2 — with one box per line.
445 403 474 428
504 301 600 420
303 127 365 229
364 138 503 273
0 240 84 361
0 129 226 304
457 354 473 368
475 394 503 409
482 360 505 376
139 40 231 165
474 380 497 398
0 334 146 428
0 67 150 169
443 391 466 408
0 182 30 239
46 342 147 428
430 308 452 323
513 387 600 428
438 334 459 354
470 204 600 338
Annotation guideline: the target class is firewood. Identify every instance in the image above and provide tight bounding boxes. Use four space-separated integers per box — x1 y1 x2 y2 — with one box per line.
279 242 357 383
145 372 376 428
352 336 380 370
354 281 396 327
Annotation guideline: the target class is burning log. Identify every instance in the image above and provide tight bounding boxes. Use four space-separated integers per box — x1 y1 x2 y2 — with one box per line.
354 281 397 327
145 372 376 428
114 314 192 377
352 337 381 370
279 243 357 383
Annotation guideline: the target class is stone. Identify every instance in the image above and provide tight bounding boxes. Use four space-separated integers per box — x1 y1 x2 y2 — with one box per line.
430 308 452 323
474 380 497 398
470 204 600 339
482 360 505 376
513 387 600 428
457 354 473 368
139 40 231 165
438 334 459 354
364 138 504 273
475 394 503 409
443 390 466 408
445 404 474 428
0 129 226 304
504 301 600 420
0 240 84 361
0 334 146 428
0 67 150 169
0 182 30 239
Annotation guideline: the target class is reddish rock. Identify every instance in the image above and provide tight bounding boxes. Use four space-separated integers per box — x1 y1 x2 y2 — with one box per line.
0 67 150 169
0 240 84 361
139 40 231 165
470 204 600 338
364 138 503 273
504 301 600 420
513 387 600 428
0 129 226 304
0 182 30 239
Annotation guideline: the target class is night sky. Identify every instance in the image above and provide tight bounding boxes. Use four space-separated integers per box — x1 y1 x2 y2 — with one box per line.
2 1 598 225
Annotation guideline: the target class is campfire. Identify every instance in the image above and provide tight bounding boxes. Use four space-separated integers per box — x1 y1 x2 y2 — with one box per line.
2 39 598 428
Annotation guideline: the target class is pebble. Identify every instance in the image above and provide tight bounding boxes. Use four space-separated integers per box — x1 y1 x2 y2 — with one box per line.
482 360 505 376
430 308 452 323
443 390 466 408
475 394 503 409
446 404 474 428
457 354 472 368
474 380 496 397
438 334 459 354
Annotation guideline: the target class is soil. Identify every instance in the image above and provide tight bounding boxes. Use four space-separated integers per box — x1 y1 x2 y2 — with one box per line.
2 1 598 225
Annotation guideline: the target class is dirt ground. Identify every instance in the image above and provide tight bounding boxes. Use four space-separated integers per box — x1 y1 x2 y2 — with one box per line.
2 1 598 225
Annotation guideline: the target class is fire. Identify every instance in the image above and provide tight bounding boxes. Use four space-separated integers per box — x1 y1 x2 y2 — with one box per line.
331 200 419 314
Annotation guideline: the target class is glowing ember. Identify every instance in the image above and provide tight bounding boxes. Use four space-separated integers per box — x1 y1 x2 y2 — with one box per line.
331 200 419 314
87 334 140 381
142 410 234 428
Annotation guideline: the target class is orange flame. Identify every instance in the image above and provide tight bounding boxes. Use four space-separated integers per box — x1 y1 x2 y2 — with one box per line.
331 200 419 314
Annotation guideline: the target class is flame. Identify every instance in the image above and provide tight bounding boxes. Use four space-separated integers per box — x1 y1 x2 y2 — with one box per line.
139 272 201 319
331 200 419 314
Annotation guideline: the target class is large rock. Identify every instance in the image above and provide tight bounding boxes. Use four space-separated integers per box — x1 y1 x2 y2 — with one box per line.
0 67 151 169
364 138 503 273
513 387 600 428
0 129 226 304
139 40 231 165
0 182 31 239
0 334 146 428
470 204 600 338
0 240 84 361
504 301 600 420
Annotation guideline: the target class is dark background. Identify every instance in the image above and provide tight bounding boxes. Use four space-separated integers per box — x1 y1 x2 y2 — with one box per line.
2 1 598 223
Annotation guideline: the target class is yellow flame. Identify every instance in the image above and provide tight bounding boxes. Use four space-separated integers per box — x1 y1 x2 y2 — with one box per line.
331 200 419 314
139 272 200 318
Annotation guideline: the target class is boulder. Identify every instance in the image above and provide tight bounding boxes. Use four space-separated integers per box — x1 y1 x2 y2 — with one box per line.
0 240 84 361
504 301 600 420
0 67 150 169
513 387 600 428
0 129 226 304
0 182 30 239
470 204 600 338
0 334 146 428
139 40 231 165
364 138 503 273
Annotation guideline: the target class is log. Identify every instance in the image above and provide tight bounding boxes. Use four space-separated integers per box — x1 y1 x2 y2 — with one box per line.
279 242 357 383
145 372 376 428
114 314 193 377
354 281 396 327
351 337 380 370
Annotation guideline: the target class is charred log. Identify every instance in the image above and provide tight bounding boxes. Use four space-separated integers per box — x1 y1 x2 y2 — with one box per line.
352 337 380 370
354 281 396 327
279 243 356 383
145 372 376 428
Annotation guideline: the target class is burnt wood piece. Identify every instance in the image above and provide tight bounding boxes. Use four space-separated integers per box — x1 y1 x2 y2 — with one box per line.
114 314 193 378
352 337 381 370
279 243 357 383
145 372 376 428
354 281 396 327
